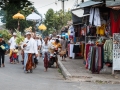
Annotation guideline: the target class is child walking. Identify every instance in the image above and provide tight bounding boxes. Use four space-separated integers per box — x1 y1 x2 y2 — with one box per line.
12 46 19 64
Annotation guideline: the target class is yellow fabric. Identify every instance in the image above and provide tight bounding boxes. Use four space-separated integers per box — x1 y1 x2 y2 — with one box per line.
52 42 61 49
68 30 70 36
9 49 13 57
96 24 106 36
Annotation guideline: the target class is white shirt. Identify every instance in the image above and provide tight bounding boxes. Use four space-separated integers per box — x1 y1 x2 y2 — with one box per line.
35 39 41 46
8 37 16 49
48 39 55 45
42 43 49 52
22 38 38 54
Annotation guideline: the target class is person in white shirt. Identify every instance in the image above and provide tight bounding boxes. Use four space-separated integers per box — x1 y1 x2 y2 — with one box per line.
33 34 41 68
42 37 50 72
21 32 38 73
8 32 17 63
35 34 41 49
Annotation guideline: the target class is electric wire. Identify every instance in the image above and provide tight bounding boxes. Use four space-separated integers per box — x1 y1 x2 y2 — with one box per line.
37 1 59 9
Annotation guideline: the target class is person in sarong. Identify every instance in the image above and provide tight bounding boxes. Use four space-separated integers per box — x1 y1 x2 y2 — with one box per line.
8 32 17 63
21 32 38 73
42 37 50 72
33 34 41 68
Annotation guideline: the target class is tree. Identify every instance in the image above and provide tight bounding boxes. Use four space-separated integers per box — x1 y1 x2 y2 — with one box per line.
0 0 33 32
43 9 55 35
43 9 72 36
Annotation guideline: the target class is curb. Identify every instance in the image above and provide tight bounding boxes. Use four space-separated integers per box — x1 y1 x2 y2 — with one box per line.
58 60 72 80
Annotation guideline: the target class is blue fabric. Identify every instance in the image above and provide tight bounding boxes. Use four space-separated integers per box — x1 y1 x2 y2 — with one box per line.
3 44 9 50
74 37 76 43
24 53 28 71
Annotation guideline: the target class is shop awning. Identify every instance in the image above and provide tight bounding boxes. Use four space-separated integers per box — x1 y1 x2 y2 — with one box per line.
79 1 103 8
71 9 90 18
106 1 120 7
72 12 83 25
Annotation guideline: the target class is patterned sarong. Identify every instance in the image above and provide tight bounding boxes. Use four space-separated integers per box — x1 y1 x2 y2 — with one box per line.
24 53 33 71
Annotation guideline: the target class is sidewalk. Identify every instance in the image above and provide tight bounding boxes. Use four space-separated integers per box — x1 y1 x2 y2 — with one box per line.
58 56 120 83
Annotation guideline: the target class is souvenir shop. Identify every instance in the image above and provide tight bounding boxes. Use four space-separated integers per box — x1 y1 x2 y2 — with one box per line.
83 2 120 74
69 0 120 74
67 9 88 59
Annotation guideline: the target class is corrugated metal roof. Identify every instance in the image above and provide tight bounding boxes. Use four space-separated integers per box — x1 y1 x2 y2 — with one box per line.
106 1 120 7
79 1 103 8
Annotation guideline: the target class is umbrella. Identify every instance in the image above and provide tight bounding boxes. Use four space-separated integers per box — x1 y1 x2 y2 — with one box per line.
26 12 41 22
13 13 25 19
26 12 42 31
38 24 47 31
13 12 25 30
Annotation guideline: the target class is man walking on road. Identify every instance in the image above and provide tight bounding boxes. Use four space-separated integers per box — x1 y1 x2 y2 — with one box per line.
21 32 38 73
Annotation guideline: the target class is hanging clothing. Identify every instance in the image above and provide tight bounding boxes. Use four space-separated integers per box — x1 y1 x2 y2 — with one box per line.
85 44 94 61
73 45 80 53
104 39 113 63
70 44 75 58
87 45 104 73
110 10 120 35
89 8 101 26
94 8 101 26
96 20 106 36
89 8 94 25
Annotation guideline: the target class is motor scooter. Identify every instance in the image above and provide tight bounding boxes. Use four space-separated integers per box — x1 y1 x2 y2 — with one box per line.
49 48 58 68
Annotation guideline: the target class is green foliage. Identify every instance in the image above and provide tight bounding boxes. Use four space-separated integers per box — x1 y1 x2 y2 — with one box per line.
43 9 71 36
0 29 12 42
15 29 25 45
0 0 34 32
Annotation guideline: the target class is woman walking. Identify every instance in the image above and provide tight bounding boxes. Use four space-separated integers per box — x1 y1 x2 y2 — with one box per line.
0 35 6 67
42 37 50 72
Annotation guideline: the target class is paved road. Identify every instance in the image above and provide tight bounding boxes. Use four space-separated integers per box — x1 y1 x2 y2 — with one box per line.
0 56 120 90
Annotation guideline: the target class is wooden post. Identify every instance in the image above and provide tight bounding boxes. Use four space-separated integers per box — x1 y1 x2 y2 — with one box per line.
18 19 20 31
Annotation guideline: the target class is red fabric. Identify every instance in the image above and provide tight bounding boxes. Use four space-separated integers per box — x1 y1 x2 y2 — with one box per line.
69 35 73 39
13 53 17 58
44 53 48 69
85 44 94 60
110 10 120 35
85 44 94 69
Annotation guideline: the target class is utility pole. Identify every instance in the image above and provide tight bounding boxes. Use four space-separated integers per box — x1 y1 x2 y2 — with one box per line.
58 0 68 26
58 0 68 14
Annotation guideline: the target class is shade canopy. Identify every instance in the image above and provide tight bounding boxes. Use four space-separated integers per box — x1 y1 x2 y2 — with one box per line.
26 12 41 21
72 12 83 25
38 24 47 31
13 12 25 19
79 1 103 8
72 9 89 18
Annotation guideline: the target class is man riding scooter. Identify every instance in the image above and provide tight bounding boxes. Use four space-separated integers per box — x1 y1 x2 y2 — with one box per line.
48 39 61 68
